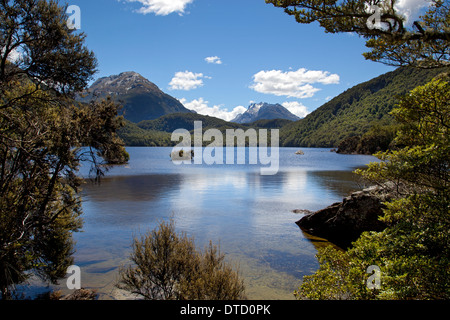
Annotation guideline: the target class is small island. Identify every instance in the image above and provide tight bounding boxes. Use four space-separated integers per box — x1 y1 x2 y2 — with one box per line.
170 149 194 161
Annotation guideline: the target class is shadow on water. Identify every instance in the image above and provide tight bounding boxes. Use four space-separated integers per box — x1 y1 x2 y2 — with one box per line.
81 173 184 202
17 147 378 300
309 170 367 198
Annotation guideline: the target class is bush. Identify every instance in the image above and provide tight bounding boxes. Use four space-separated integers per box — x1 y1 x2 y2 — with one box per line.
117 220 246 300
296 75 450 300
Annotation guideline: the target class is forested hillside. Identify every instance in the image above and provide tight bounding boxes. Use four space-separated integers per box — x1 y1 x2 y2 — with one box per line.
118 120 174 147
118 113 291 146
279 67 448 147
118 67 448 148
137 112 244 132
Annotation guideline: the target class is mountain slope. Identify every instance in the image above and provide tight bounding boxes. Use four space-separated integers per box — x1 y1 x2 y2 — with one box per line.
137 112 245 133
280 67 448 148
81 71 192 123
119 113 246 146
118 113 293 146
247 118 294 129
118 120 174 147
232 102 300 123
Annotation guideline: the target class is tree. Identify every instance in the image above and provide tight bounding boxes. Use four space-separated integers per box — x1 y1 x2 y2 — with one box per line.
117 220 246 300
266 0 450 68
358 74 449 194
0 0 96 95
268 0 449 300
296 74 450 299
0 0 128 299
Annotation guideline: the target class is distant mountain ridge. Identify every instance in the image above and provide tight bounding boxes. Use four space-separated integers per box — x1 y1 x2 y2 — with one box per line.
231 102 300 124
81 71 192 123
279 67 448 148
118 113 293 147
90 68 447 149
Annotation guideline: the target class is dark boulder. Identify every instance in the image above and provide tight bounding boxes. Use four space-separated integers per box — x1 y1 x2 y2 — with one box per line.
296 187 389 248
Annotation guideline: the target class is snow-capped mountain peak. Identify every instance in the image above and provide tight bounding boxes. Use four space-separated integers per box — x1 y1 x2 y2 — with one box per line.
231 102 300 124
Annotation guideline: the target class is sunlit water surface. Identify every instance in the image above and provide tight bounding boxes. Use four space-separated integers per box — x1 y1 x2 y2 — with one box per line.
23 147 378 300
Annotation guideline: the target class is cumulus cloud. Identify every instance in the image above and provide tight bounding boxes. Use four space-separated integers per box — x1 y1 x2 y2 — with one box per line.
282 101 310 118
180 98 247 122
127 0 194 16
394 0 432 24
250 68 340 99
169 71 209 91
205 56 222 65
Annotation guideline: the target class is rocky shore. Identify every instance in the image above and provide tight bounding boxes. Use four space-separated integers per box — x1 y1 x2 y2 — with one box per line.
295 186 390 248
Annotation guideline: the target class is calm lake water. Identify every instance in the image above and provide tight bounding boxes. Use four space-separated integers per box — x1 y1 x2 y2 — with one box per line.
48 147 377 300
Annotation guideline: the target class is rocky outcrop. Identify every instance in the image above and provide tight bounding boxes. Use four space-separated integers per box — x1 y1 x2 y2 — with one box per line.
296 186 390 248
80 71 192 123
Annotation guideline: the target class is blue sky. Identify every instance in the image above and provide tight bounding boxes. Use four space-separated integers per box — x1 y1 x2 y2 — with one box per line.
63 0 429 121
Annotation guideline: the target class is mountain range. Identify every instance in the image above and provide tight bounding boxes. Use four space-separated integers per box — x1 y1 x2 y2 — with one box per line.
231 102 300 123
82 67 448 148
81 72 301 124
119 113 293 147
279 66 447 147
80 71 192 123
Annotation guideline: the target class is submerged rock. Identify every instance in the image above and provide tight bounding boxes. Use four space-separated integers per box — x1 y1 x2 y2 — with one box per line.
296 186 389 248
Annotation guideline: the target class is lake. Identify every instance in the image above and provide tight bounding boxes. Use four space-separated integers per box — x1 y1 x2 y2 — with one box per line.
54 147 377 300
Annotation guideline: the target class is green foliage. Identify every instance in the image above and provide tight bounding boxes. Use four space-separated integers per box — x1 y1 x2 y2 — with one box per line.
280 67 447 148
337 122 398 154
296 75 450 300
357 123 398 154
294 246 356 300
0 0 128 299
137 112 244 133
0 0 97 94
117 220 246 300
266 0 450 69
363 0 450 69
294 245 378 300
247 118 293 129
357 75 449 193
118 120 175 147
119 113 290 147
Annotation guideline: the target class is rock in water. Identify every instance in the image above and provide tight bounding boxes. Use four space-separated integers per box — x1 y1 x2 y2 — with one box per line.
296 187 389 248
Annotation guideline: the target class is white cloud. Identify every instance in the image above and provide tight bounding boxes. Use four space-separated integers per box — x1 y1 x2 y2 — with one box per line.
394 0 432 24
250 68 340 99
169 71 209 91
282 101 310 118
180 98 247 122
2 47 23 64
127 0 194 16
205 56 223 65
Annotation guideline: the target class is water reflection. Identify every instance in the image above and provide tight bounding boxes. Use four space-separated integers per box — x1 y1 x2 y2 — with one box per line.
52 147 379 300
